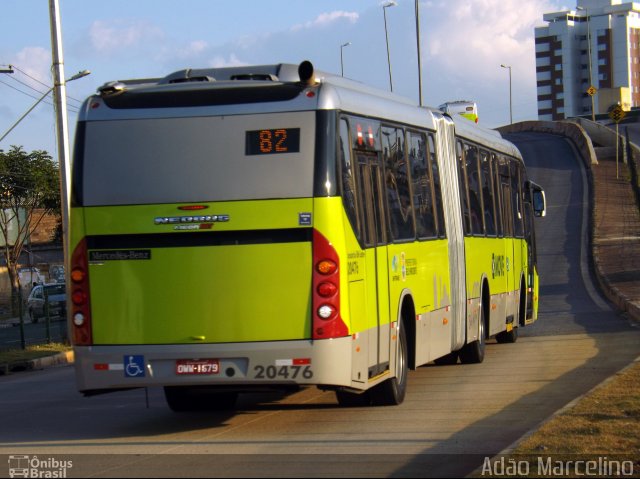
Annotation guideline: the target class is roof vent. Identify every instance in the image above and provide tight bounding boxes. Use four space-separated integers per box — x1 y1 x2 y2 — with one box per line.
230 73 279 81
168 76 215 84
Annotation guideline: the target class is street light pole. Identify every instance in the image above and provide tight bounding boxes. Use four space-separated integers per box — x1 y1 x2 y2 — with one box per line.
340 42 351 77
49 0 92 309
383 1 397 92
501 64 513 124
415 0 423 106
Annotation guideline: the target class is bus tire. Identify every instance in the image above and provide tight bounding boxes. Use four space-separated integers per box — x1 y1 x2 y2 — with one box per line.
496 326 518 343
164 386 238 412
371 325 408 406
459 304 486 364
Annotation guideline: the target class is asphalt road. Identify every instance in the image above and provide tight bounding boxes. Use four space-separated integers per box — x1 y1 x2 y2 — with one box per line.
0 132 638 478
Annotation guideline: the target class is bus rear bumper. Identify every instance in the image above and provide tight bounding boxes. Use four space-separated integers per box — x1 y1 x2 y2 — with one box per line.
74 338 354 393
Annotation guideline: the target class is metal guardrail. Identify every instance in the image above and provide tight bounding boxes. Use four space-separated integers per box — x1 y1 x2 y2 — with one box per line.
0 296 68 351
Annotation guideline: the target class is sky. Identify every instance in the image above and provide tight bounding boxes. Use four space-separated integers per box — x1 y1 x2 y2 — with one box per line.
0 0 568 161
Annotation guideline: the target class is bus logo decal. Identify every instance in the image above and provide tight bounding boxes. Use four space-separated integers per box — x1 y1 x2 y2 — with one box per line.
154 214 230 225
90 250 151 261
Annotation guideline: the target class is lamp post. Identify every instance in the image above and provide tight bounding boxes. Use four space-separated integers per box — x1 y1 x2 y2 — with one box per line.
383 1 397 92
500 64 513 124
577 6 596 121
0 69 90 144
340 42 351 77
415 0 423 106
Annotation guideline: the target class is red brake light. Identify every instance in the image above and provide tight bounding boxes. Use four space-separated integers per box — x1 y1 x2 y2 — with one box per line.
317 282 337 297
70 238 92 346
312 229 348 339
71 290 87 305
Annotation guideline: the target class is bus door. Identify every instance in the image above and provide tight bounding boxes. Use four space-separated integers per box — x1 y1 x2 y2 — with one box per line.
355 151 391 380
498 164 516 321
522 180 537 322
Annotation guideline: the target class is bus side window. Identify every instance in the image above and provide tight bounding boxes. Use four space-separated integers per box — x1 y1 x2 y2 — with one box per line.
428 134 446 238
457 141 471 235
511 160 524 238
465 143 484 236
382 126 414 241
408 132 436 239
498 155 514 237
480 149 497 237
492 153 504 237
339 118 362 241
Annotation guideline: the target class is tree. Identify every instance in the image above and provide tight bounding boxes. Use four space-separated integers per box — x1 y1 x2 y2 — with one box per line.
0 146 61 317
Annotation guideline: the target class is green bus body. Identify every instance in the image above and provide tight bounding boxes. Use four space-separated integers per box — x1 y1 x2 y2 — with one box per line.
69 63 544 407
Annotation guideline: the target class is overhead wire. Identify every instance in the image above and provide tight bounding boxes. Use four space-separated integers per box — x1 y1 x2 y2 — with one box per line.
0 64 84 113
8 64 84 105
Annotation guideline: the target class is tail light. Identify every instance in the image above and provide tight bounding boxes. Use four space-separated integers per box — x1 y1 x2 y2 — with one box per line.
70 238 92 346
312 229 348 339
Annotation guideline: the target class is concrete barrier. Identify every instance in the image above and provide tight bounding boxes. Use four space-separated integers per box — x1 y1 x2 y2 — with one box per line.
497 119 640 325
497 120 598 168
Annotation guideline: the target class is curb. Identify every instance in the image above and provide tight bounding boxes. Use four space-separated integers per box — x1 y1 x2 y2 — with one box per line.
0 350 74 375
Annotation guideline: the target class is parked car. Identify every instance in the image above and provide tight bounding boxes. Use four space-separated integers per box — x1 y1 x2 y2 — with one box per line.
26 283 66 323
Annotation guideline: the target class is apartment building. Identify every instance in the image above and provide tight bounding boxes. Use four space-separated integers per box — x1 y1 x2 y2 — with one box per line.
536 0 640 120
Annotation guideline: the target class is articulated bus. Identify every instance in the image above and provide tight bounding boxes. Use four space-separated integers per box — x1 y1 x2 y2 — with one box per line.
439 100 479 123
69 61 545 409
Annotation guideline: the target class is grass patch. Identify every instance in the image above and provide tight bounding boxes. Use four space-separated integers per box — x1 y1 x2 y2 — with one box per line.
0 342 71 365
474 360 640 477
513 360 640 455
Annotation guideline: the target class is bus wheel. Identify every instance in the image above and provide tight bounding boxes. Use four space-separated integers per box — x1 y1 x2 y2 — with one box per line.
459 305 486 364
371 325 408 406
496 325 518 343
164 386 238 412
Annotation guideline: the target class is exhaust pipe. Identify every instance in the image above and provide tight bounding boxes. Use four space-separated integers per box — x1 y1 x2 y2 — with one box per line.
298 60 315 86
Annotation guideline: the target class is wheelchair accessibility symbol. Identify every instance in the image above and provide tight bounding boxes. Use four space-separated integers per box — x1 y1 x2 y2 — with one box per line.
124 355 145 378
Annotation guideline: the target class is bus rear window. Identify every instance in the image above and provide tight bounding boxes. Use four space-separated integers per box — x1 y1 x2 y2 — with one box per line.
75 112 315 206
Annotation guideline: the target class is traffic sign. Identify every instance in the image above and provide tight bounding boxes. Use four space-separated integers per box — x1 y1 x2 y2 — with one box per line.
587 86 597 96
609 105 626 123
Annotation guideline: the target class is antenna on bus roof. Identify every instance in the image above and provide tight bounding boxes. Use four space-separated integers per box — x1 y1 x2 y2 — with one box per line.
298 61 315 86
